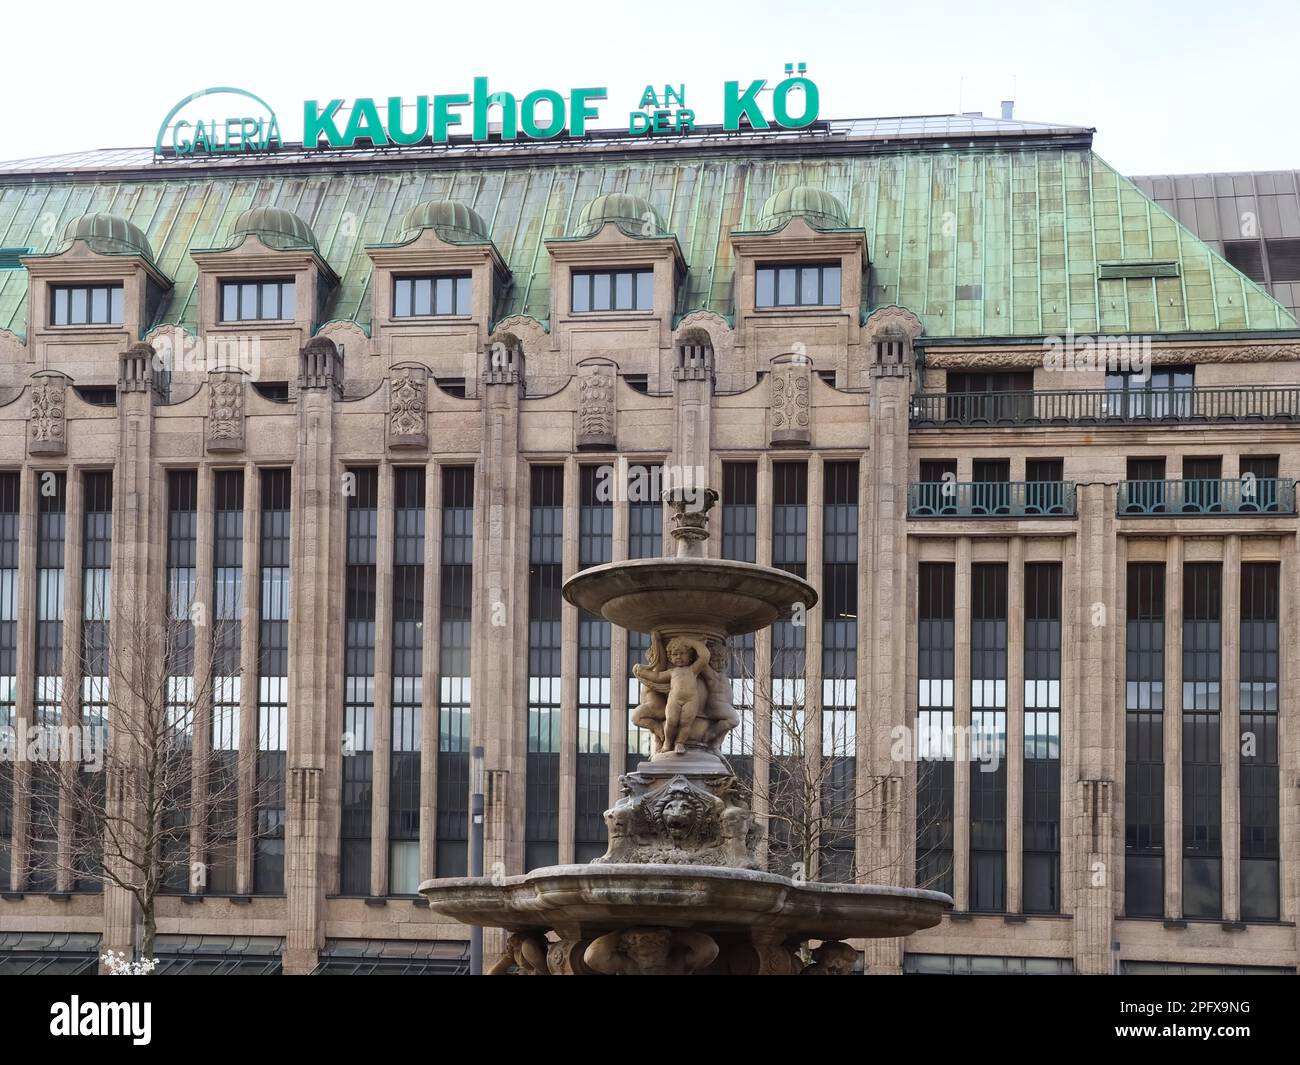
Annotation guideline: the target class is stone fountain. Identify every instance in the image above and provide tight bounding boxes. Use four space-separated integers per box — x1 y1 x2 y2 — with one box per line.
419 486 951 975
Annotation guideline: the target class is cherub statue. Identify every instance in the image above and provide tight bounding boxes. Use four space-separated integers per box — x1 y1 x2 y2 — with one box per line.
486 931 550 975
584 927 719 975
633 635 710 754
630 631 670 752
700 637 741 748
801 940 858 976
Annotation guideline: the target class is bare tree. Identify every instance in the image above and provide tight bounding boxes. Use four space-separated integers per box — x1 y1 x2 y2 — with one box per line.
14 596 247 962
727 642 951 890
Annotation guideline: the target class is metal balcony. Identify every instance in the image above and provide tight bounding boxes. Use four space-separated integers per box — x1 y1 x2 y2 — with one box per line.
908 480 1077 518
910 386 1300 427
1118 478 1296 516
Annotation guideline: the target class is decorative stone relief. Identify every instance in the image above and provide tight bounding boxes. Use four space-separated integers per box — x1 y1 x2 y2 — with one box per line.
769 355 811 446
387 363 428 450
206 370 246 453
924 343 1300 370
596 772 757 869
584 928 719 975
576 360 616 448
28 372 68 457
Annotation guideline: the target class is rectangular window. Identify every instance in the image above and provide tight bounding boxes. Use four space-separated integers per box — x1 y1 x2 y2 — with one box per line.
393 274 472 318
437 467 474 876
628 463 663 560
970 564 1007 913
571 269 653 313
721 462 757 564
1240 563 1279 921
1023 563 1061 914
28 472 66 890
1105 365 1193 418
526 466 563 870
916 563 955 897
160 471 198 894
389 468 425 895
207 470 244 894
755 262 842 308
1183 563 1222 919
576 467 612 862
821 461 858 883
51 284 124 326
341 467 378 895
220 279 295 322
0 474 17 890
1125 562 1165 916
255 469 290 895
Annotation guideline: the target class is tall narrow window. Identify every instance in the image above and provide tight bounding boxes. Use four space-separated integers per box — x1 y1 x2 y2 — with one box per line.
0 474 20 889
916 562 955 896
628 462 663 560
768 462 807 876
255 470 289 894
1023 563 1061 914
1125 562 1165 916
821 462 858 883
576 467 612 863
1240 563 1279 920
1183 563 1222 919
436 468 474 876
208 470 243 894
341 468 378 895
28 471 65 890
526 467 563 870
76 473 112 892
161 472 197 894
720 463 758 788
969 563 1008 913
390 469 424 894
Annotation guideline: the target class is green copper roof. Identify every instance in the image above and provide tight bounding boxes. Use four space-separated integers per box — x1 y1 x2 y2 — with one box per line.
754 185 850 231
571 192 667 239
0 146 1292 338
397 199 491 243
228 205 318 252
59 212 154 261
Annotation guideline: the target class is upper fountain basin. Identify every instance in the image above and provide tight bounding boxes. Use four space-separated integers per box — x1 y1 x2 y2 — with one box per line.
562 557 817 636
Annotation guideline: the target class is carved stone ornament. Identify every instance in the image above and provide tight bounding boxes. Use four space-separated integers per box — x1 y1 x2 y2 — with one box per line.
769 357 811 446
486 932 550 976
924 343 1300 370
576 361 616 448
596 772 757 869
387 364 428 450
206 371 246 453
801 940 859 975
28 374 68 457
583 927 719 976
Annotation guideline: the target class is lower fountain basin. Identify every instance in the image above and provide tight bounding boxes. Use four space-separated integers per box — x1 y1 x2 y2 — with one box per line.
419 864 951 941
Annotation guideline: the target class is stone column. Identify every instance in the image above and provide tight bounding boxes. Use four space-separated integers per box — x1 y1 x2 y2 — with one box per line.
1073 481 1119 974
1221 534 1242 920
1006 537 1025 914
236 462 260 895
7 465 36 892
804 452 824 878
190 466 213 892
1278 536 1300 955
102 344 163 958
752 454 773 866
420 462 441 879
56 470 83 894
672 342 713 495
860 324 913 975
1164 535 1184 919
953 536 972 912
558 455 579 864
609 466 629 807
283 337 342 975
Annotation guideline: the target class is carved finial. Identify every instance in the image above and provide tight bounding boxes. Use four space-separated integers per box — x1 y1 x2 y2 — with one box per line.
664 486 718 558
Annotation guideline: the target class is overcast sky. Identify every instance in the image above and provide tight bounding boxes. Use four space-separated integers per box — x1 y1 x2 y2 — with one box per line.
3 0 1296 174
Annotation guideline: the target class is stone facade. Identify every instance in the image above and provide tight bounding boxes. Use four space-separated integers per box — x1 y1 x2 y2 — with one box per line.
0 117 1298 976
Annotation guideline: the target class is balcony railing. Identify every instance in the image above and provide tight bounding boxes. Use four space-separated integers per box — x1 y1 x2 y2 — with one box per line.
910 386 1300 427
1118 478 1296 516
908 480 1077 518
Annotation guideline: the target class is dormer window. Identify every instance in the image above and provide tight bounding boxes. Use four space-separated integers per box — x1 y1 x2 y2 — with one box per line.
51 283 124 326
394 274 471 318
221 279 296 322
571 268 653 313
756 262 841 308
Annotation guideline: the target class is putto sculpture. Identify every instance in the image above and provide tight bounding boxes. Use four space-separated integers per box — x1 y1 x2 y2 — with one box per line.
420 482 952 975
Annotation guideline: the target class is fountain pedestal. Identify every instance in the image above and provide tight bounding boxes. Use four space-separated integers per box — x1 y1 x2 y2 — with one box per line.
419 486 952 974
